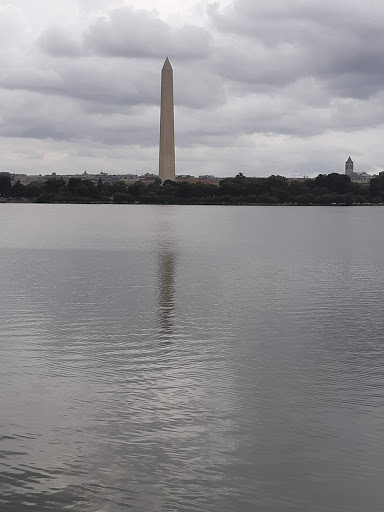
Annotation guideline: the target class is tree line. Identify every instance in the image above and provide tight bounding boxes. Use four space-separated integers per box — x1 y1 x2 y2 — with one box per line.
1 172 384 205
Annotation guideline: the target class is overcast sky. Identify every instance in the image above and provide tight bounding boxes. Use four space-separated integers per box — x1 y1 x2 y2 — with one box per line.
1 0 384 177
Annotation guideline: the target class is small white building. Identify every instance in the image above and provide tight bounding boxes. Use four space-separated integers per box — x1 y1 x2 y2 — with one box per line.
350 172 372 184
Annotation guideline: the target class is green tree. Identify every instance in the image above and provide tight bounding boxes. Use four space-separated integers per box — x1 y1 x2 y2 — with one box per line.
67 178 98 199
315 173 351 194
10 180 26 198
46 178 66 195
0 173 12 197
128 181 146 199
369 176 384 201
112 192 134 204
111 181 127 194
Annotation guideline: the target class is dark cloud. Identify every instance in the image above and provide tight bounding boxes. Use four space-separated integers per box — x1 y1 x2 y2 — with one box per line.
37 7 212 61
4 7 219 113
39 28 82 57
0 90 159 146
1 59 158 106
1 1 384 175
209 0 384 99
1 54 224 112
83 7 212 59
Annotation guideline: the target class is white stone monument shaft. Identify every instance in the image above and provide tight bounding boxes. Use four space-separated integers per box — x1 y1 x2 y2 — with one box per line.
159 58 175 182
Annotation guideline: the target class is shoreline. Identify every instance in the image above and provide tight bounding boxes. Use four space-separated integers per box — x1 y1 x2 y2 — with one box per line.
1 199 383 206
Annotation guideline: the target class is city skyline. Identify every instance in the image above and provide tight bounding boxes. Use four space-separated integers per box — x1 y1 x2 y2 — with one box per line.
1 1 384 176
2 153 381 184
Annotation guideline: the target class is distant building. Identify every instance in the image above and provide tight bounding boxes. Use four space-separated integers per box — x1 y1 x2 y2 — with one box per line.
288 177 314 182
7 171 221 188
345 157 376 184
345 156 354 176
351 172 372 184
175 176 221 185
11 174 44 185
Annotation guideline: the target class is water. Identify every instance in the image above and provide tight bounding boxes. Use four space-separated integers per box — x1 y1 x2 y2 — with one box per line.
1 204 384 511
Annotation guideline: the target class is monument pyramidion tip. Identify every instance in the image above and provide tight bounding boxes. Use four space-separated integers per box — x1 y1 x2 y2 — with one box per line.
163 57 172 69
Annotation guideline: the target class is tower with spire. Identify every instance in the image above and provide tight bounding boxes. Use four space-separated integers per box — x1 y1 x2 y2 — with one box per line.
345 156 354 176
159 57 175 182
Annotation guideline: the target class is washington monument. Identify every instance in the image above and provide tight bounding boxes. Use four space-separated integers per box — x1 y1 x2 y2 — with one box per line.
159 58 175 182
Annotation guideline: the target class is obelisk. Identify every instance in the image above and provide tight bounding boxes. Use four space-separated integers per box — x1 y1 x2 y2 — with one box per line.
159 57 175 182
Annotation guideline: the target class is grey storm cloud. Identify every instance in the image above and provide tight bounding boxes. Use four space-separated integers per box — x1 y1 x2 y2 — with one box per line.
83 8 212 59
1 60 160 106
0 89 159 146
1 0 384 175
210 0 384 99
0 58 224 113
39 28 82 57
39 7 212 60
29 1 384 111
9 7 222 113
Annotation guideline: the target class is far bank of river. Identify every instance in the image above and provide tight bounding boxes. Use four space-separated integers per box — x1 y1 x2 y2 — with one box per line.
1 199 384 206
2 172 384 205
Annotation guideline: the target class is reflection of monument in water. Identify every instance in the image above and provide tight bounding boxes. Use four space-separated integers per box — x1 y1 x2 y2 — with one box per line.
157 249 176 338
156 212 178 339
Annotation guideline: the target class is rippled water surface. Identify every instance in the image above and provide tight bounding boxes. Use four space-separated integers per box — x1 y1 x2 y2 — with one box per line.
1 204 384 511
